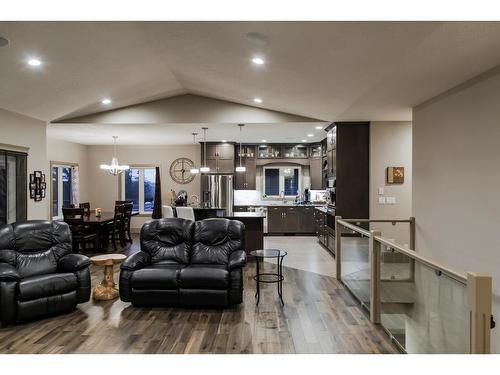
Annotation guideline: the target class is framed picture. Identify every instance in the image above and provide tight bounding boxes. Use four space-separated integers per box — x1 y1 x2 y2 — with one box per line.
28 171 47 201
30 189 35 199
386 167 405 184
34 171 42 178
30 174 35 183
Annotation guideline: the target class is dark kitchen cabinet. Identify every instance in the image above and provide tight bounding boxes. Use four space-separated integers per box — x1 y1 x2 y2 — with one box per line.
234 157 256 190
310 157 322 190
327 121 370 222
282 207 300 233
267 207 284 233
299 206 316 233
203 142 235 173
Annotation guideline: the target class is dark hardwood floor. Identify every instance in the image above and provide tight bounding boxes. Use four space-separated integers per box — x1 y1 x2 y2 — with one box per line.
0 236 397 354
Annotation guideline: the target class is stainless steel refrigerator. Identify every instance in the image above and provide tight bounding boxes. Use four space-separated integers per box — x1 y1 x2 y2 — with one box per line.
201 174 233 215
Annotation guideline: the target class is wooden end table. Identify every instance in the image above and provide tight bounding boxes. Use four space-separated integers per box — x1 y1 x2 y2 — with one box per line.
90 254 126 300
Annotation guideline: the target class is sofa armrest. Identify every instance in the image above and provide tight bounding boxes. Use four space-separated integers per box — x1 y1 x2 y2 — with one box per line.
0 262 20 281
228 250 246 270
58 254 91 272
121 251 151 271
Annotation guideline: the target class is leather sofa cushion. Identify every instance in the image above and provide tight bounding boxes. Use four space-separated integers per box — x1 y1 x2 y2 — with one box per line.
140 218 194 264
131 264 185 289
179 265 229 290
18 273 77 302
191 219 245 265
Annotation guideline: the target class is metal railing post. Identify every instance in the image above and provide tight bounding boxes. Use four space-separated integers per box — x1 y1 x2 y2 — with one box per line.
409 217 416 282
369 230 382 324
467 272 492 354
335 216 342 281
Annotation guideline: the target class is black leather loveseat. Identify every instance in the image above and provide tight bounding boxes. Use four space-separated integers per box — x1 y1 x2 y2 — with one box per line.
0 220 91 326
119 218 246 307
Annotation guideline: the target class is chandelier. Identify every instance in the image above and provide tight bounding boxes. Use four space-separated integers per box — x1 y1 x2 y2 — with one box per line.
100 136 129 175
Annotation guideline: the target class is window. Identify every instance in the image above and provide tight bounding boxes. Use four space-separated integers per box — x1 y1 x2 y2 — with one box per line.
122 167 156 213
0 150 27 225
263 166 301 197
52 164 75 219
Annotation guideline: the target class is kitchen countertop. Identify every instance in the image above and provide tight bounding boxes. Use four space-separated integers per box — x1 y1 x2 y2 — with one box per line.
235 203 326 208
227 212 266 218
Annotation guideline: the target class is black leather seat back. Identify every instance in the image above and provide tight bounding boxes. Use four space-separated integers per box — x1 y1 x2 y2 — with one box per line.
140 218 194 264
1 221 73 278
192 219 244 265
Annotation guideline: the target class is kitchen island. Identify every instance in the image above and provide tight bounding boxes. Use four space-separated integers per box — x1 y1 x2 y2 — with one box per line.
224 212 265 254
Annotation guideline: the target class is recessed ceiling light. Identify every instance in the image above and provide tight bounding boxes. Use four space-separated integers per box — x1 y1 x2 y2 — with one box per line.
27 58 41 66
101 98 112 105
252 57 265 65
221 140 227 143
315 126 323 130
253 98 263 104
302 139 307 142
261 140 267 143
307 134 314 137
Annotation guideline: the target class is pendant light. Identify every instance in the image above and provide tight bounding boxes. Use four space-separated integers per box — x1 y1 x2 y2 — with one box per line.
100 136 129 175
200 127 210 173
235 124 246 172
190 133 200 174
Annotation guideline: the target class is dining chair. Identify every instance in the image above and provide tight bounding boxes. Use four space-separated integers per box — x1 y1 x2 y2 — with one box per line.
62 207 99 252
162 205 174 218
122 202 134 244
175 206 195 221
79 202 91 215
105 204 126 251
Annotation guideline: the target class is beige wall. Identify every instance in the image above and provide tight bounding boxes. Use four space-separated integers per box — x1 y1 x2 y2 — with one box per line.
87 144 201 230
47 138 90 206
0 108 48 220
413 68 500 352
370 121 413 244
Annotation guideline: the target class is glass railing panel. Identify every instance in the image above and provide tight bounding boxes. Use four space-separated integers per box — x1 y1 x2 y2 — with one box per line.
340 230 370 310
379 246 468 353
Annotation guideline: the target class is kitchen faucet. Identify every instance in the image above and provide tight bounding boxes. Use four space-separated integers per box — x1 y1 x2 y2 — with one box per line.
280 191 287 204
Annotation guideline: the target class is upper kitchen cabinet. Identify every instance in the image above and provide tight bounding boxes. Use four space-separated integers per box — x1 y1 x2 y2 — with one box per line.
326 126 337 151
202 142 235 173
257 144 281 158
282 144 308 158
310 143 322 158
235 145 257 190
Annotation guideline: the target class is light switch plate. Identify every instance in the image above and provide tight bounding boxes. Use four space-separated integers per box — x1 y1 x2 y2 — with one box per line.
378 187 384 195
378 196 386 204
386 196 396 204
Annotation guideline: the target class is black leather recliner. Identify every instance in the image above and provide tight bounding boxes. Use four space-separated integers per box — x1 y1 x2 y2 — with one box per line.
120 218 246 307
0 220 91 326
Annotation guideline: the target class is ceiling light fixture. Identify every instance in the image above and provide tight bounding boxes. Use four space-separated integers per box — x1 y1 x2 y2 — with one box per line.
236 124 246 173
101 98 112 105
261 140 267 143
307 134 314 137
190 133 200 174
100 136 129 175
251 57 265 65
253 98 263 104
302 140 307 143
315 126 323 130
200 127 210 173
27 58 41 66
221 140 227 143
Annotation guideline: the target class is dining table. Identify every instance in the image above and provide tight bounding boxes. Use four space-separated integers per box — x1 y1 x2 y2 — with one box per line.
78 211 139 250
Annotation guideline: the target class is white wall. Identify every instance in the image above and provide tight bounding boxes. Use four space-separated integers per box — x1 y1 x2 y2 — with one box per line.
0 108 48 220
413 68 500 352
87 144 200 230
47 138 90 205
370 121 413 244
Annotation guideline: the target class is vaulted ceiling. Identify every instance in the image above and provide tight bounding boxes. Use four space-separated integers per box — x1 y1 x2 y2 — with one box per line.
2 21 500 123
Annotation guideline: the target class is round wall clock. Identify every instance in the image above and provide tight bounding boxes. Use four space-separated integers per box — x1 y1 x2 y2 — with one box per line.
169 157 196 184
